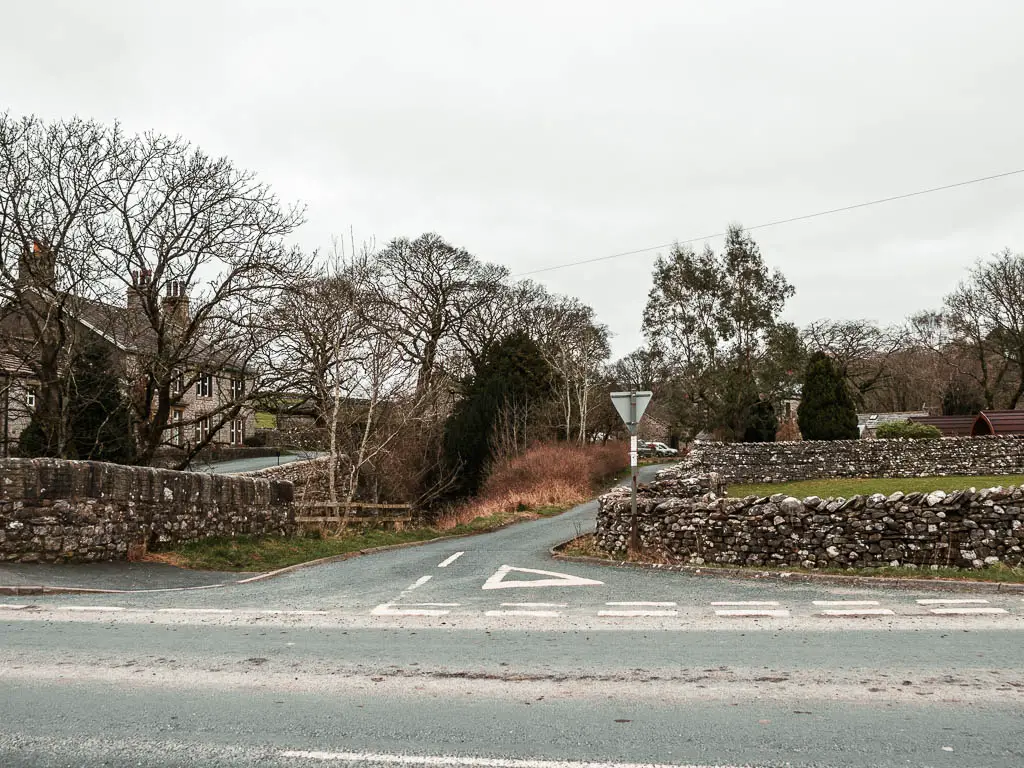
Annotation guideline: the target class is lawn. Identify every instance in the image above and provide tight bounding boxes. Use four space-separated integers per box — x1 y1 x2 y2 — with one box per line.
728 474 1024 500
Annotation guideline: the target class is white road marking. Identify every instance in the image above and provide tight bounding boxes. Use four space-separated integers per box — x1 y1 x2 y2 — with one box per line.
437 552 465 568
157 608 233 614
711 601 780 606
409 575 433 590
927 607 1009 615
64 606 125 612
371 605 450 617
916 599 990 605
250 610 330 616
605 601 677 607
819 609 895 617
500 602 568 608
599 610 678 617
715 609 790 618
278 749 750 768
482 564 603 590
0 604 30 610
485 610 562 618
812 600 880 606
398 603 461 607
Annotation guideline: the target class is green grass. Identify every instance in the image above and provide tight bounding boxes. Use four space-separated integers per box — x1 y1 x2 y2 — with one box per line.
254 411 277 429
559 535 1024 583
728 474 1024 500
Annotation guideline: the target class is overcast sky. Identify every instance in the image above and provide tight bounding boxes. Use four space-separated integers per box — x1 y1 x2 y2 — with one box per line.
3 0 1023 357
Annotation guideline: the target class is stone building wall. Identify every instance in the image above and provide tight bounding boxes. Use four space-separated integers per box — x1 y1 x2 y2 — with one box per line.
595 465 1024 569
684 436 1024 484
0 458 295 563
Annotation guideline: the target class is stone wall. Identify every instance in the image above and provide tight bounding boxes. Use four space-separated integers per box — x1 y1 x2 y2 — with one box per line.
684 436 1024 485
595 465 1024 569
0 458 295 563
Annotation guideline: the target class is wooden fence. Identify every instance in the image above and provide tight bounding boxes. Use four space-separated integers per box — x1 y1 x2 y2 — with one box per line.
295 501 414 530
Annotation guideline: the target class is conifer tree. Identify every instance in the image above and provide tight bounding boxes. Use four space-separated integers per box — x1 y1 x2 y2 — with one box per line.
797 352 859 440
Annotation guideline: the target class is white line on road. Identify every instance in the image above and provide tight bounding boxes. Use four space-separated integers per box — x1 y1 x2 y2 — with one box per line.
482 565 604 590
605 601 677 607
715 609 790 618
711 601 780 606
916 599 990 605
157 608 233 614
437 552 465 568
928 607 1008 615
408 576 433 590
279 749 751 768
371 605 450 617
500 603 567 608
485 610 562 618
249 610 330 616
819 609 895 617
598 610 679 617
398 603 461 607
64 606 125 612
812 600 881 606
0 604 31 610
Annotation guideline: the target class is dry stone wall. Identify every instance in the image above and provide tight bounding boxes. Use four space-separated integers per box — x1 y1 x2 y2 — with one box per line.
596 465 1024 569
684 436 1024 484
0 458 295 563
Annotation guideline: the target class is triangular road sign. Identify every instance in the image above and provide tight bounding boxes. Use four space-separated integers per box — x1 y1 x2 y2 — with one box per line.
482 564 604 590
610 391 652 427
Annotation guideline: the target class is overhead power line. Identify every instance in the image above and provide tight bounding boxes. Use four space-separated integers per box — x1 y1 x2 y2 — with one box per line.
513 167 1024 277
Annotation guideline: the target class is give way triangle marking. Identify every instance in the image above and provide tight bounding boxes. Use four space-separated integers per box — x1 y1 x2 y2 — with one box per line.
482 564 604 590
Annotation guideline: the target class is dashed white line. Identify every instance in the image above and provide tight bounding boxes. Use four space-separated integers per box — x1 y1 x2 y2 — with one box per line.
157 608 233 614
711 601 780 607
598 610 679 618
819 609 895 617
408 575 433 590
485 610 562 618
812 600 881 607
249 610 330 616
64 606 125 612
0 604 30 610
371 605 451 617
437 552 465 568
279 749 749 768
916 599 990 605
500 603 567 608
715 609 790 618
927 607 1008 616
605 601 677 607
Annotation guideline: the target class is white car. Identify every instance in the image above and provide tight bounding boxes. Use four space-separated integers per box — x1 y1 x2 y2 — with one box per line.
647 441 678 457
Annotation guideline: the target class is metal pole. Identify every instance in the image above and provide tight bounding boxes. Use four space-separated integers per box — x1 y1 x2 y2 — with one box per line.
629 391 639 554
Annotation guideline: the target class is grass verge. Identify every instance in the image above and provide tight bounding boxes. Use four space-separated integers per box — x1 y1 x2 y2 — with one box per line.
729 474 1024 500
558 534 1024 584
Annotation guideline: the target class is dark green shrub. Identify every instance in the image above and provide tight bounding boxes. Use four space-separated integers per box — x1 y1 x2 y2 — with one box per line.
797 351 859 440
876 420 942 440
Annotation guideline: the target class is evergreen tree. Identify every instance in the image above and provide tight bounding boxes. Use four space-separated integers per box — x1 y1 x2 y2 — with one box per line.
65 340 137 463
444 332 551 496
743 397 777 442
797 351 859 440
941 379 984 416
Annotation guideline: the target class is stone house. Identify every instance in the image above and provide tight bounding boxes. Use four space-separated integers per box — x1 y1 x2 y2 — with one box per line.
857 411 930 439
0 244 252 458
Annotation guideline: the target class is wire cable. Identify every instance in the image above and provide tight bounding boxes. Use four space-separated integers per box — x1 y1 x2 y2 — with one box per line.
513 167 1024 277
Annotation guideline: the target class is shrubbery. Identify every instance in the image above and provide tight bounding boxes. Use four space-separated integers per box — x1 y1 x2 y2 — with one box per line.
876 420 942 440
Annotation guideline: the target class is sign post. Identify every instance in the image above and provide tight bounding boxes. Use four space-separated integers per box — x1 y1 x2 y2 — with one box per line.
610 390 652 555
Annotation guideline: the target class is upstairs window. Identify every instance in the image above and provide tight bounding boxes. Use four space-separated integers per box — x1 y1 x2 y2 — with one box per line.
230 377 245 400
171 408 184 446
26 390 36 408
170 369 184 396
196 372 213 398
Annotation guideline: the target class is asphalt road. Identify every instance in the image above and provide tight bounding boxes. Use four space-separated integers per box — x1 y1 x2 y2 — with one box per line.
3 463 1023 767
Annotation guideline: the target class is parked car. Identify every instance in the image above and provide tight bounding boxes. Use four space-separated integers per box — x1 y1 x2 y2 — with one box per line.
647 441 679 457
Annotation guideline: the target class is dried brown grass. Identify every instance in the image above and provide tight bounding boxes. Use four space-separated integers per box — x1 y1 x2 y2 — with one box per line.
437 442 627 529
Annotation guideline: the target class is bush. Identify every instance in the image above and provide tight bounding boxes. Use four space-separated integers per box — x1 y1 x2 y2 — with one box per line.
244 432 268 447
798 352 859 440
876 420 942 440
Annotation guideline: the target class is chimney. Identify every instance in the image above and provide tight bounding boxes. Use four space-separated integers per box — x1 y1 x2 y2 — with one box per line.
16 239 57 290
126 269 151 315
161 280 190 329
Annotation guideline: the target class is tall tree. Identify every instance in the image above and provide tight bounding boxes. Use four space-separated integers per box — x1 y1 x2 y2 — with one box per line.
65 339 137 463
798 352 859 440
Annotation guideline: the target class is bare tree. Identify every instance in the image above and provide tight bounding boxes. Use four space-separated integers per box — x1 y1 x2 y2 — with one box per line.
802 319 907 408
91 131 308 466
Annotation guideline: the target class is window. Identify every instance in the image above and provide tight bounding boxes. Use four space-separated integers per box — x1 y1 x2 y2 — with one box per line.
196 372 213 398
171 409 184 446
171 369 184 396
194 415 211 443
25 390 36 408
230 377 245 401
229 418 245 445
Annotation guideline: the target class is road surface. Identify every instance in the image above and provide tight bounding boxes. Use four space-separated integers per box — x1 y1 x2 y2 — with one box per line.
2 464 1023 767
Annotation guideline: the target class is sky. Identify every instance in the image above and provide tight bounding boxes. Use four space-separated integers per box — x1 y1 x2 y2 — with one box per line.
3 0 1023 358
